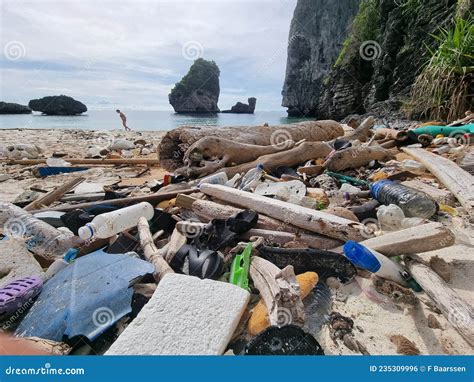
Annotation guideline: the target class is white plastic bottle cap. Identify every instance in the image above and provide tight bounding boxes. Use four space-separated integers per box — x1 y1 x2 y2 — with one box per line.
78 224 95 240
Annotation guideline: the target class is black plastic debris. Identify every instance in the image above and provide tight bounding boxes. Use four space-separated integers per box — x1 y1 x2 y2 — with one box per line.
258 246 357 283
244 325 324 355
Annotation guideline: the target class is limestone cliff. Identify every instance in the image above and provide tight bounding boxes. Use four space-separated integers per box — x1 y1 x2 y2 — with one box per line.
281 0 361 116
283 0 466 120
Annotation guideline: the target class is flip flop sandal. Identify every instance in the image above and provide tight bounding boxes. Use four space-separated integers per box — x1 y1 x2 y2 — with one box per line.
0 276 43 317
195 210 258 251
271 166 299 178
258 246 357 283
170 245 223 280
244 325 324 355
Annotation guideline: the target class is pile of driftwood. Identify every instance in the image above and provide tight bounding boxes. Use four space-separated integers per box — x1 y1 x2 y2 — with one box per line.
158 118 400 178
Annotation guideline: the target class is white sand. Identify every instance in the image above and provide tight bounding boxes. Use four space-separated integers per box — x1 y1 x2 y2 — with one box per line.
317 244 473 355
0 128 165 202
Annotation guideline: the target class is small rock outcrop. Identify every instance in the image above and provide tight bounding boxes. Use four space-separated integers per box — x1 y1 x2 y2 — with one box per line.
222 97 257 114
169 58 220 113
28 95 87 115
0 102 32 114
281 0 361 117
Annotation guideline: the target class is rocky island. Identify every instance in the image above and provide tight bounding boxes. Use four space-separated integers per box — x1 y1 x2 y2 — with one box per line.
0 102 32 114
169 58 220 113
28 95 87 115
222 97 257 114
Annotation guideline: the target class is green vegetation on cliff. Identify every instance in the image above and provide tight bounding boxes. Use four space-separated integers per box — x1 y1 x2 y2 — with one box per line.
335 0 380 67
170 58 220 98
409 14 473 121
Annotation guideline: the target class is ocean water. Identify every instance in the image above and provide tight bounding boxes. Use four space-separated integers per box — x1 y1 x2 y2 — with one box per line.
0 110 312 131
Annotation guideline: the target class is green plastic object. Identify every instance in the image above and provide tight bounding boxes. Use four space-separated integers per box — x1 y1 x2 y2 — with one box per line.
325 171 370 187
408 124 473 139
229 243 252 291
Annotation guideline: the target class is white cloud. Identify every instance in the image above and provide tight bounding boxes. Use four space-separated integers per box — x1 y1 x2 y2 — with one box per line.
0 0 296 110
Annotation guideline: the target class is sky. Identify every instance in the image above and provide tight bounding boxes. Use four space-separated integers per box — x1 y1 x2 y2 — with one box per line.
0 0 297 111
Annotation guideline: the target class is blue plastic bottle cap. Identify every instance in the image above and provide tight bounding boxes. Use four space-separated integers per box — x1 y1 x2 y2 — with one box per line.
370 179 392 199
343 240 381 273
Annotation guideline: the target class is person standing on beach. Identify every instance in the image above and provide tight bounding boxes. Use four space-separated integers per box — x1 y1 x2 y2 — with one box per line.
116 109 131 131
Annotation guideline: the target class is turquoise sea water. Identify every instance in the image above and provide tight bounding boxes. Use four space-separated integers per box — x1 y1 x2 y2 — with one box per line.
0 110 311 131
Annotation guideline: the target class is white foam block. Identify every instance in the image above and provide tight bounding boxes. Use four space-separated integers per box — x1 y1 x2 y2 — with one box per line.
106 273 250 355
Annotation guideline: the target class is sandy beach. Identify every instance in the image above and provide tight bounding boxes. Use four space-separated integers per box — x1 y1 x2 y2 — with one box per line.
0 128 165 202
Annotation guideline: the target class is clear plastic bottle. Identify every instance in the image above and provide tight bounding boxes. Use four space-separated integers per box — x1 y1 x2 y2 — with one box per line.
303 283 332 334
78 202 154 240
376 204 405 231
0 202 75 258
370 180 437 218
239 164 264 191
197 172 228 187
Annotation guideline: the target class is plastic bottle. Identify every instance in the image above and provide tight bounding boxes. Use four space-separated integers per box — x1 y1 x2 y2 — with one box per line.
239 164 264 191
197 172 228 187
0 202 75 258
303 283 332 334
343 241 407 286
370 180 437 218
78 202 154 240
376 204 405 231
44 248 79 280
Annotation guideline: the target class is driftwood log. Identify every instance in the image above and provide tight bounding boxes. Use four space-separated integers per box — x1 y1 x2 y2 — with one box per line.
334 222 455 257
249 256 304 327
324 146 397 172
158 228 187 264
402 147 474 217
28 189 195 214
200 184 371 241
373 128 408 141
6 158 161 166
175 194 341 249
330 116 375 144
216 142 333 178
137 217 174 282
406 256 474 346
176 138 296 178
242 228 342 250
24 176 84 211
159 120 344 171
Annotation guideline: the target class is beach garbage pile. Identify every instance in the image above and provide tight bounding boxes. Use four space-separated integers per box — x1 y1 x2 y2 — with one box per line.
0 114 473 355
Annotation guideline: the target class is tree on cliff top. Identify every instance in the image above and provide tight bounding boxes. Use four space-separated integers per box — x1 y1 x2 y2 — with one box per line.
170 58 220 98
